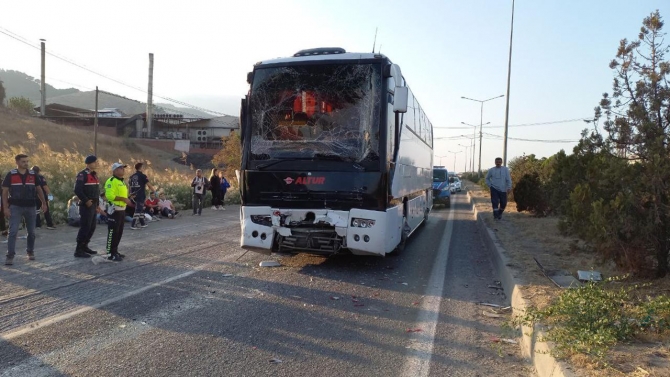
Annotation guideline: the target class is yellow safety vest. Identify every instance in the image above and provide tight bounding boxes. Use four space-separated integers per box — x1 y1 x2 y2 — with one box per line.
104 176 128 209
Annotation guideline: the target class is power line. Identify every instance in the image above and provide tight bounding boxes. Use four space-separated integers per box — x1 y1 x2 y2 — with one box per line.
483 132 578 143
0 27 232 117
433 118 590 130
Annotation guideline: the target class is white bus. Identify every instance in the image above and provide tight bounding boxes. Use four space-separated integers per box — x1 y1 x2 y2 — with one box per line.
239 47 434 256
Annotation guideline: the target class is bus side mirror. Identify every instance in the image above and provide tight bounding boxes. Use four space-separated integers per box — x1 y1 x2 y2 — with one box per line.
246 72 253 84
393 87 408 113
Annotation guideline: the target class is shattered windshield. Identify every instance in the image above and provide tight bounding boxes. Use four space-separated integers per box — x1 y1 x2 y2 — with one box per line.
249 63 381 162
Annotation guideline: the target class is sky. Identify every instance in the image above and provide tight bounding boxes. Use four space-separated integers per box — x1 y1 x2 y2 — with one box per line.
1 0 669 172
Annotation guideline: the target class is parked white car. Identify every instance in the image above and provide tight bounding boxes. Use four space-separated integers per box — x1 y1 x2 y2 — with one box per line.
449 176 462 193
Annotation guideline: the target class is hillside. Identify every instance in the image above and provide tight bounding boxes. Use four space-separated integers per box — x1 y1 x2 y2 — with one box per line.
0 69 216 117
0 106 191 173
0 69 79 105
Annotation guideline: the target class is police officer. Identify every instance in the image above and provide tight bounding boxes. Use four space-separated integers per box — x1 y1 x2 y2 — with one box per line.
2 154 47 265
74 155 101 258
105 162 133 262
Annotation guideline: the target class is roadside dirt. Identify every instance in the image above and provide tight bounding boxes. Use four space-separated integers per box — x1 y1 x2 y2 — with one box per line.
465 181 670 377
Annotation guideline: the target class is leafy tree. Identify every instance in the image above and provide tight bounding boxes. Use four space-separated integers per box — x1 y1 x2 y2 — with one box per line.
590 10 670 277
7 96 35 115
211 132 241 185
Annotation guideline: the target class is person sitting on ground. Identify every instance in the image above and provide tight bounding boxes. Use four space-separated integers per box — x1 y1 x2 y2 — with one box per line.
144 192 161 219
158 193 177 219
67 196 81 227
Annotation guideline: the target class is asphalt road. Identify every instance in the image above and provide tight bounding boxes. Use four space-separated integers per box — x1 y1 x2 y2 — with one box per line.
0 195 532 377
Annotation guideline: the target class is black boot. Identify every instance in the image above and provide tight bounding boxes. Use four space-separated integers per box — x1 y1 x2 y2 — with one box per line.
74 243 91 258
83 242 98 255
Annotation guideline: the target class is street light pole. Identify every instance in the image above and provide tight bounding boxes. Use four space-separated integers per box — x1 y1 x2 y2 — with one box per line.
458 144 470 173
448 150 462 174
461 95 504 179
435 155 447 166
461 121 490 175
502 0 515 167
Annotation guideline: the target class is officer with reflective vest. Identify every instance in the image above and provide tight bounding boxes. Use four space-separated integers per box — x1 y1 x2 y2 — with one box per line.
2 154 47 266
73 155 101 258
104 162 133 261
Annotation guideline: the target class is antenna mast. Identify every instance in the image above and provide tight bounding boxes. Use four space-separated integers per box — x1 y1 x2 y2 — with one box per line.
372 27 378 53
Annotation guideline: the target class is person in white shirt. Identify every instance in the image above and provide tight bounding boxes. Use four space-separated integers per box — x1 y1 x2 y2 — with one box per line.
190 169 209 216
485 157 513 220
158 193 177 219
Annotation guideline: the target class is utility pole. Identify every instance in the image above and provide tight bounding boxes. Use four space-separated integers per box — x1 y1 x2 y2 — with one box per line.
40 39 46 117
147 53 154 138
461 121 490 175
502 0 515 166
94 86 99 156
461 95 504 179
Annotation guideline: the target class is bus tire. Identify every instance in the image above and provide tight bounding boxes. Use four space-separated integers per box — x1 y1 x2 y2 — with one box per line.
389 217 408 256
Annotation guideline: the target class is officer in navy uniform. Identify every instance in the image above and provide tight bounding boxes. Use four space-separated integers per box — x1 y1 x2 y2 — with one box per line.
73 155 101 258
2 154 47 265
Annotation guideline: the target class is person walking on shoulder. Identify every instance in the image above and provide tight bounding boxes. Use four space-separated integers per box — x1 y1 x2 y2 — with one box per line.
191 169 208 216
104 163 133 262
485 157 512 220
128 162 156 230
73 155 102 258
2 154 47 265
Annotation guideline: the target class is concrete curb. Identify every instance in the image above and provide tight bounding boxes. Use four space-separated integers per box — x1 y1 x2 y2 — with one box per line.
466 190 577 377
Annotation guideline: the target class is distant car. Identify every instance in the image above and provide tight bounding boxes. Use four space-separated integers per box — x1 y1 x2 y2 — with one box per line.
432 166 451 207
449 176 462 193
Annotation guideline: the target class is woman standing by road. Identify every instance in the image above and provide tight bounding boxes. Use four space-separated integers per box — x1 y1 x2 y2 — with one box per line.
209 168 221 210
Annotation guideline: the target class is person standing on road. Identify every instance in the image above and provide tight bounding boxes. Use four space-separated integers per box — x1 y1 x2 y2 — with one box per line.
32 166 56 230
128 162 156 230
485 157 512 220
191 169 208 216
2 154 47 265
73 155 102 258
209 168 221 210
105 163 133 262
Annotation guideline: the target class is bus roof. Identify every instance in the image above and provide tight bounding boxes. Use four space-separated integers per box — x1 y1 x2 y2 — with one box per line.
256 50 387 66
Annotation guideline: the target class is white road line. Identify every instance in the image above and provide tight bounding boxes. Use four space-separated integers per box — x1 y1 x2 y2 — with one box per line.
0 261 213 341
401 202 456 377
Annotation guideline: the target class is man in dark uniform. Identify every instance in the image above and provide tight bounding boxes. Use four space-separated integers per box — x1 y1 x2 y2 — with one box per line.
32 166 56 230
73 155 101 258
128 162 155 230
2 154 47 265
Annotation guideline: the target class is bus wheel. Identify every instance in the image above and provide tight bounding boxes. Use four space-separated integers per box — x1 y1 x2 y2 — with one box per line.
389 217 409 256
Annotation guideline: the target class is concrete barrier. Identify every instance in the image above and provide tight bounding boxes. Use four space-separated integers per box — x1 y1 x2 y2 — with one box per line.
467 190 577 377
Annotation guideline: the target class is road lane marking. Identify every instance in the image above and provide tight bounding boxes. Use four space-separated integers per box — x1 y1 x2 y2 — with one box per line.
0 262 214 341
401 200 456 377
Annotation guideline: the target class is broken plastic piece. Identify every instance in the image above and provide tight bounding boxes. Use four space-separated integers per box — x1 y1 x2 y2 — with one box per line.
577 270 602 282
269 358 283 364
406 328 422 333
259 260 281 267
482 311 503 318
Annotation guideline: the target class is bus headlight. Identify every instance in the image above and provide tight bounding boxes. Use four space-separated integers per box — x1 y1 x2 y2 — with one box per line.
351 218 375 228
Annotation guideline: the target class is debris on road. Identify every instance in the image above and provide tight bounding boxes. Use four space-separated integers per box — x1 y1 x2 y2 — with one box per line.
400 282 408 286
269 358 283 364
91 256 113 265
482 311 503 318
534 257 582 289
259 260 281 267
406 328 422 333
577 270 603 282
330 296 340 300
478 302 503 308
501 338 518 345
221 273 234 277
487 285 504 290
412 301 419 306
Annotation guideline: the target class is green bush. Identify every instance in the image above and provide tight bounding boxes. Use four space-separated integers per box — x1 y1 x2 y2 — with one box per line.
513 173 548 216
514 279 670 363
